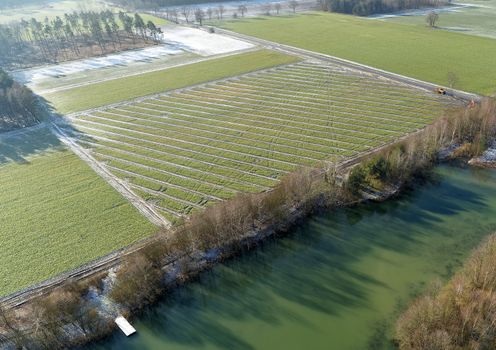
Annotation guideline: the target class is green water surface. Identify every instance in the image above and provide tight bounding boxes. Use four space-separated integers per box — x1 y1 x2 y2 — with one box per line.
89 165 496 350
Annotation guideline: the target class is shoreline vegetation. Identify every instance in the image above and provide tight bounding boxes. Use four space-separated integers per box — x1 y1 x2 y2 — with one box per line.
396 233 496 349
0 98 495 349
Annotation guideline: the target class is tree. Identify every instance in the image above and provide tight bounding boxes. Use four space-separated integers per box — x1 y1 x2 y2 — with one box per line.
181 6 192 23
275 3 282 14
289 0 299 13
146 20 159 40
206 7 213 20
134 13 146 39
426 11 439 27
238 5 248 17
447 71 458 88
194 8 205 26
218 5 225 20
263 3 272 15
170 8 179 23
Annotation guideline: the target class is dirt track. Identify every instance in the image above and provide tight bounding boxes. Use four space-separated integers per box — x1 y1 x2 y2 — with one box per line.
214 28 481 103
0 27 481 310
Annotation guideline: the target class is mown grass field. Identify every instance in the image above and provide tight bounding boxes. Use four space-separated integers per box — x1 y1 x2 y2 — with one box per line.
221 12 496 95
383 0 496 39
44 49 298 114
0 127 155 297
66 60 459 224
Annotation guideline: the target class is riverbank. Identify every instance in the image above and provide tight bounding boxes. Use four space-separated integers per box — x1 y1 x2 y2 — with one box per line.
1 99 495 349
87 163 496 350
396 231 496 349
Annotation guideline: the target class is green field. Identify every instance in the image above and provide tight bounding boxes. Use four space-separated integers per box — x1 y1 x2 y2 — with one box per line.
65 60 458 223
220 12 496 95
382 0 496 39
0 127 155 297
44 49 298 114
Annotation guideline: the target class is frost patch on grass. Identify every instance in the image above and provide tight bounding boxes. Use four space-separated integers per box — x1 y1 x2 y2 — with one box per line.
160 26 254 56
12 26 253 86
12 45 183 85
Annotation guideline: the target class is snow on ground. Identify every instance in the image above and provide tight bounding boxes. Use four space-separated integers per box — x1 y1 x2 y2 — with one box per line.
12 45 183 85
368 3 476 19
160 26 254 56
11 26 253 85
478 142 496 162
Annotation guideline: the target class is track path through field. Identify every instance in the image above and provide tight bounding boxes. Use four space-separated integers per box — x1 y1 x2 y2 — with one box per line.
50 122 170 228
214 27 481 102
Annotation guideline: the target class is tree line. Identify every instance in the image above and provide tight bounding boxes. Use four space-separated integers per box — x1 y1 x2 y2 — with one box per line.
0 0 49 9
162 1 299 24
112 0 234 10
1 97 494 349
0 10 162 68
0 69 40 132
318 0 449 16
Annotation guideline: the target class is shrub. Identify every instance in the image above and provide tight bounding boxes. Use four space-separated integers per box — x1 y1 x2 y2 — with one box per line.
110 253 163 311
396 234 496 349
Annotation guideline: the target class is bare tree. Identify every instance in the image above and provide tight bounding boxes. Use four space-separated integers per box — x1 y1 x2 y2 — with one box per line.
206 7 213 20
194 8 205 26
170 8 179 23
181 6 192 23
263 3 272 15
275 3 282 14
426 11 439 27
218 4 225 19
238 5 248 17
0 304 27 348
289 0 299 13
447 71 458 88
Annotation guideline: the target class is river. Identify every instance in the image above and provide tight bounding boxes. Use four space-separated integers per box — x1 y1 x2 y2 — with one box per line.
87 164 496 350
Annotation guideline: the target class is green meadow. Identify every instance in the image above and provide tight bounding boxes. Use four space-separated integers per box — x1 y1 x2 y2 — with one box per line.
0 127 155 297
44 49 298 114
221 12 496 95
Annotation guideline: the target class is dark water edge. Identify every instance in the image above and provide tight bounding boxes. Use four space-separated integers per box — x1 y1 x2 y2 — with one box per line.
86 164 496 350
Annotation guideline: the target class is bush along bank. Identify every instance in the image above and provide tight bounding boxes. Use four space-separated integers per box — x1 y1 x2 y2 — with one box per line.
1 98 495 349
395 233 496 350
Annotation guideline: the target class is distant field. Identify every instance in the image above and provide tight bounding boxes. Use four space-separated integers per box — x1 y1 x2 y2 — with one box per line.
44 49 298 114
0 0 167 26
382 0 496 39
221 12 496 95
64 60 458 223
0 127 155 297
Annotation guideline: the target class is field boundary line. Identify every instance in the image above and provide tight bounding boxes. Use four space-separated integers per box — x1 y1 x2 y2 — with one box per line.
207 82 432 125
90 108 340 157
64 58 300 119
172 89 418 134
228 74 459 109
34 48 261 95
214 27 481 102
68 117 302 167
78 135 280 182
67 126 288 175
148 96 390 144
108 105 354 153
87 142 271 192
73 115 318 164
51 122 170 228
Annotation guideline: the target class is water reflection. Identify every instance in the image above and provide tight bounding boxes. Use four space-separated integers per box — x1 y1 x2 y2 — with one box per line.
88 165 496 350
